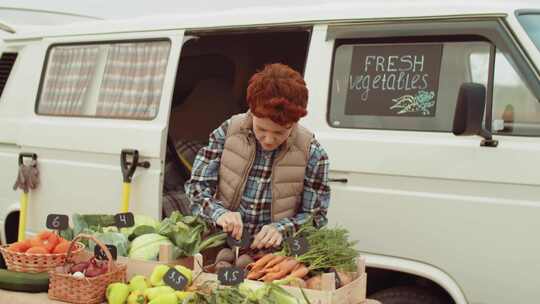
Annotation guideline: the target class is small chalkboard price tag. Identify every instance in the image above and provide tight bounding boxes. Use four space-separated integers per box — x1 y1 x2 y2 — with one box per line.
94 244 117 261
217 266 245 286
285 236 309 256
331 268 342 289
226 230 252 249
114 212 134 228
46 214 69 231
164 268 188 291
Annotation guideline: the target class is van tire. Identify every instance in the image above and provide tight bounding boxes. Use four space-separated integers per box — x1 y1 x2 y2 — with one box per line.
370 286 450 304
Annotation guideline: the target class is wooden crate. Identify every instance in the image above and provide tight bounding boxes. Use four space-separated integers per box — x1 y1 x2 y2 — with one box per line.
192 255 367 304
118 243 200 280
79 243 198 280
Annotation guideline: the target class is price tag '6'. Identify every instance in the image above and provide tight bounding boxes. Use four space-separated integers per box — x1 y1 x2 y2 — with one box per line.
46 214 69 231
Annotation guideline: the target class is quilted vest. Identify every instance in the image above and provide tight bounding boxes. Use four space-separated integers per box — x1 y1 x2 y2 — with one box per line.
217 112 313 221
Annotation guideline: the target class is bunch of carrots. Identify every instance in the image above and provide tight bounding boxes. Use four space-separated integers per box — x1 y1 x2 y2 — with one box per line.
7 230 70 254
246 253 309 282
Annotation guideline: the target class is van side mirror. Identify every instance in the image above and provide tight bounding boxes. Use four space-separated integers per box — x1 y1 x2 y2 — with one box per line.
452 83 498 147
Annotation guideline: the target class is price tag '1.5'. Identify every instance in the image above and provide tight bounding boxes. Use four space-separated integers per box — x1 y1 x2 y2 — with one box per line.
217 266 245 286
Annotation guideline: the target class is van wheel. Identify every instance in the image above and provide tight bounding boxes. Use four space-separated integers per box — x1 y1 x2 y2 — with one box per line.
370 286 450 304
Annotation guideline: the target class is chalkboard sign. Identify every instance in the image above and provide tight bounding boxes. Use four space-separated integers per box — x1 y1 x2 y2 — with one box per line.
46 214 69 231
114 212 134 228
345 43 442 117
217 266 245 286
94 244 117 261
285 236 309 256
331 268 342 289
164 268 188 291
226 230 252 249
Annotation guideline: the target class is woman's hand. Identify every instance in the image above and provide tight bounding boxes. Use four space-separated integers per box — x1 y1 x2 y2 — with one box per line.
251 225 283 249
216 211 243 240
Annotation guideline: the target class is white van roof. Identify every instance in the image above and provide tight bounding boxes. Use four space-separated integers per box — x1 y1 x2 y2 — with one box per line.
4 0 540 40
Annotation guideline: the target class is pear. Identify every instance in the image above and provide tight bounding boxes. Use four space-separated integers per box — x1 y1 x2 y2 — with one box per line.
148 293 177 304
175 291 194 301
106 282 130 304
149 264 170 287
127 290 147 304
143 286 175 301
129 275 150 292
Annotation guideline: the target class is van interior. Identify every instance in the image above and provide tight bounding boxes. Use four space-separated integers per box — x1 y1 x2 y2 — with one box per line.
162 28 311 217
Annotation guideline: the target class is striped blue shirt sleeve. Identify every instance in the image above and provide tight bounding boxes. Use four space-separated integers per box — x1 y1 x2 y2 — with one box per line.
184 120 230 223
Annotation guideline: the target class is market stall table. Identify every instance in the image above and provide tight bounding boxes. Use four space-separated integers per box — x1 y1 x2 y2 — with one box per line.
0 289 382 304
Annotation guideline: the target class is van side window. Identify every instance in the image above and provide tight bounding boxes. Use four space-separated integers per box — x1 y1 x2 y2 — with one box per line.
470 50 540 136
328 40 491 131
37 40 171 120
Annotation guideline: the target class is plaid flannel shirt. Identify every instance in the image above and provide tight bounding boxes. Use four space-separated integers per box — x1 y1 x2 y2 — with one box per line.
184 119 330 237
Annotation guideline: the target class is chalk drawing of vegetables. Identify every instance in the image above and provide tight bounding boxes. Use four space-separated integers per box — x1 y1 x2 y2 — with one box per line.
390 90 435 115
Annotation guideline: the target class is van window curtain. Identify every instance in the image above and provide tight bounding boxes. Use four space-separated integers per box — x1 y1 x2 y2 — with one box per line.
97 41 170 119
38 46 99 115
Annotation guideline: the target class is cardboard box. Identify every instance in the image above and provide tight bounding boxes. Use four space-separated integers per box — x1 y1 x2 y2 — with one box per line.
192 255 367 304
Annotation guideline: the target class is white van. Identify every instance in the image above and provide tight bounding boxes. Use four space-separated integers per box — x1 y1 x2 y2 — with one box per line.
1 1 540 303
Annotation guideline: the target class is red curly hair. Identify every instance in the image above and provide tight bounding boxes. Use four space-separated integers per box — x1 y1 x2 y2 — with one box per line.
246 63 308 126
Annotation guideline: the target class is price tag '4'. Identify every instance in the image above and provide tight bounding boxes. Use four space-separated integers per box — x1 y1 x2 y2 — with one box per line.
114 212 135 228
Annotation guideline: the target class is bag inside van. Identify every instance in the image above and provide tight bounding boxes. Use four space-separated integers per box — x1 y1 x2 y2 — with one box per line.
162 29 310 218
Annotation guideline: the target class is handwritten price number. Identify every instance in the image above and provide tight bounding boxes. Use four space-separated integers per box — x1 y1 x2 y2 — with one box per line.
164 268 188 290
94 244 117 261
332 269 342 289
226 230 251 249
218 266 245 286
46 214 68 230
114 212 134 228
287 237 309 256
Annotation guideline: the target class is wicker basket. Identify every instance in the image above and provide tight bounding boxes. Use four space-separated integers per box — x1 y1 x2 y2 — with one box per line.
0 241 85 273
48 234 127 304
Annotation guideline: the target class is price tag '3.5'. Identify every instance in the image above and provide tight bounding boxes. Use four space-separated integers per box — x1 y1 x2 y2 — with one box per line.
164 268 188 291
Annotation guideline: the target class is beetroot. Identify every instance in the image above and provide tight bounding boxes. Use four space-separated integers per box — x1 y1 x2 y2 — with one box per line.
69 261 90 274
85 258 108 277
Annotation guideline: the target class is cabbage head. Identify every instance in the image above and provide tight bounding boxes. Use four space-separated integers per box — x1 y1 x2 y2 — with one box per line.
89 232 129 257
120 215 160 238
128 233 173 261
